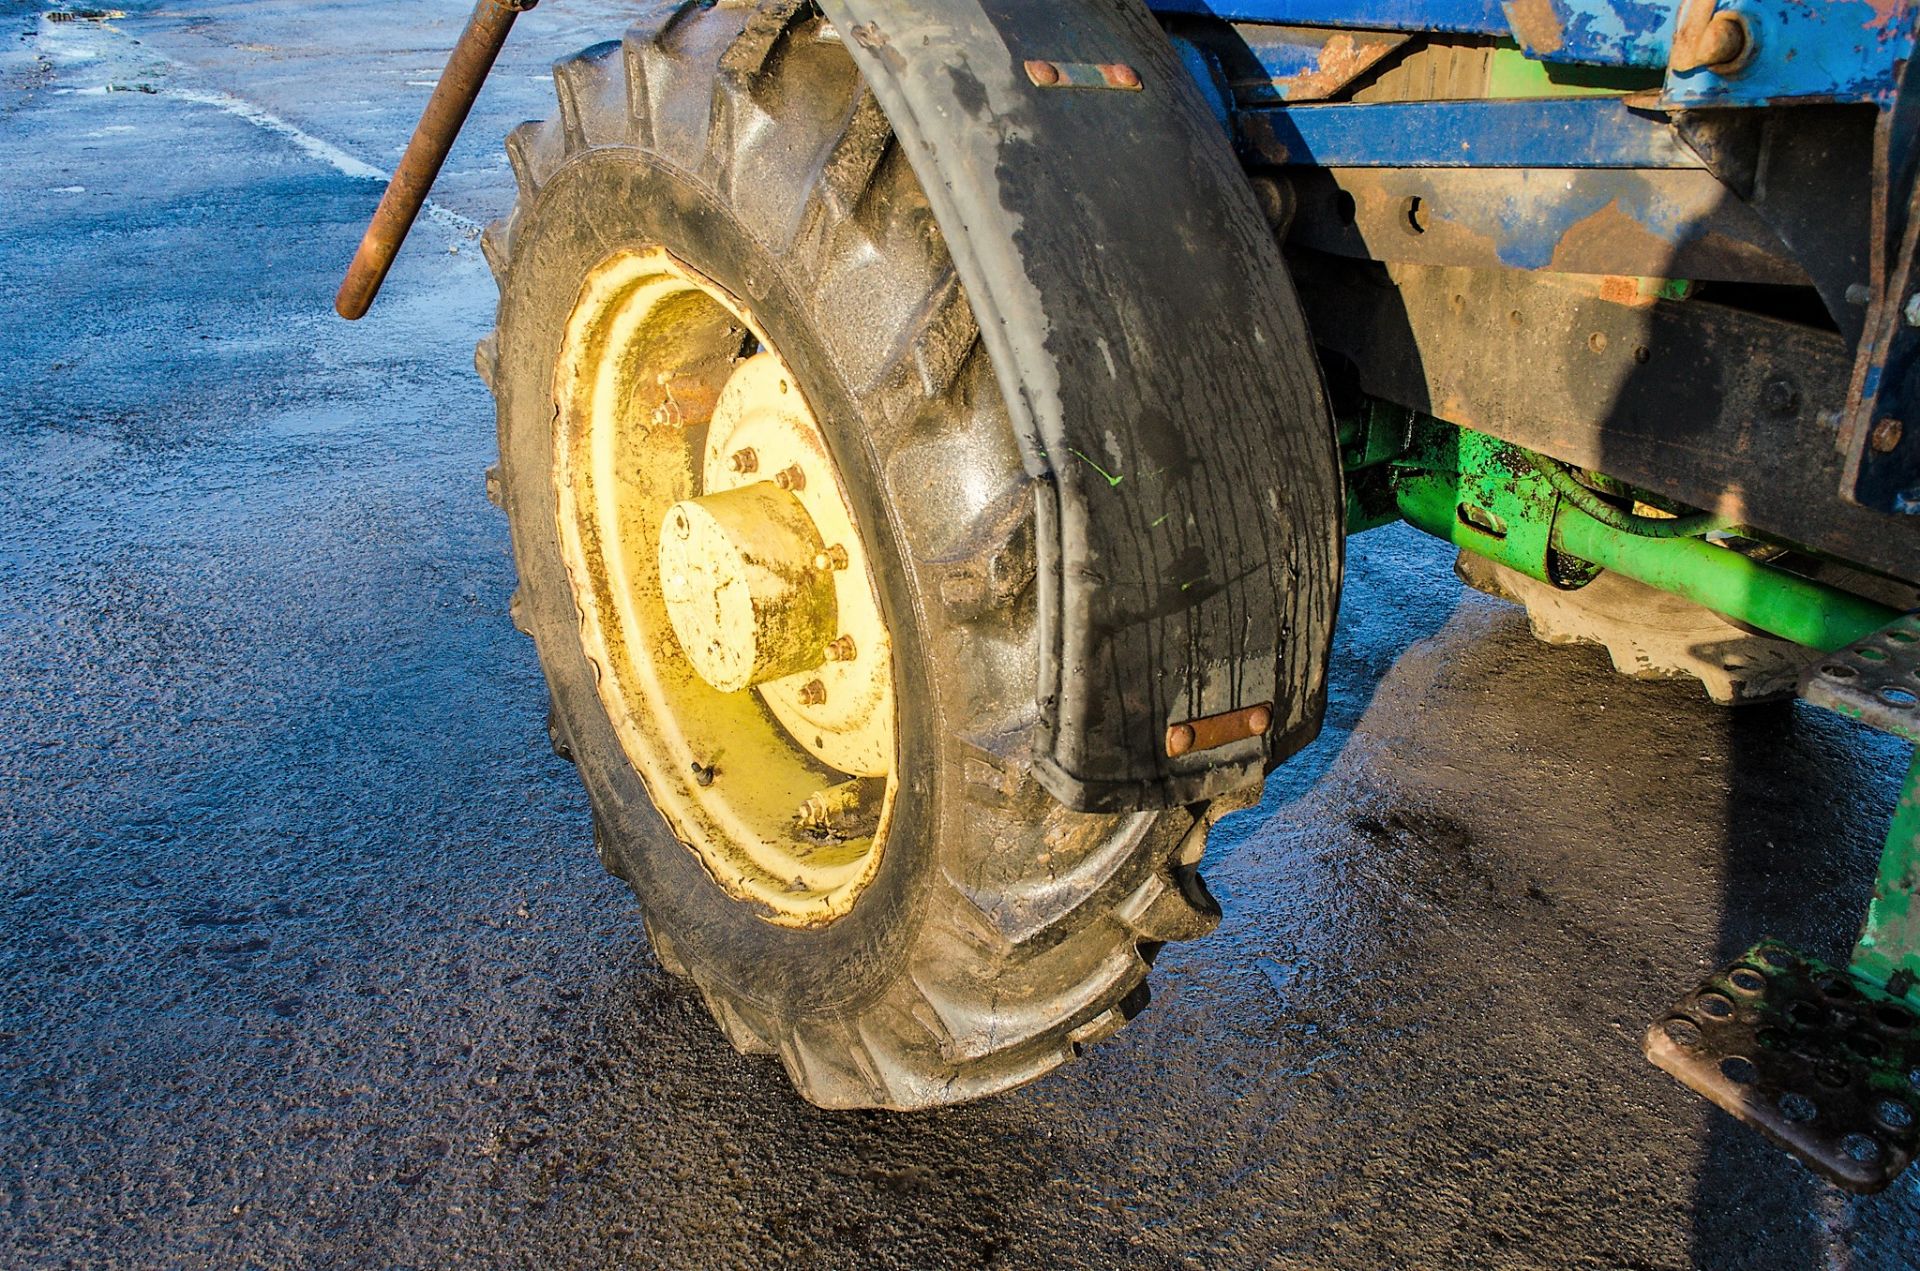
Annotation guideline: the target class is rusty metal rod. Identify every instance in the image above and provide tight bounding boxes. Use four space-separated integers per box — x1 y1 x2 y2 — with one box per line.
335 0 536 320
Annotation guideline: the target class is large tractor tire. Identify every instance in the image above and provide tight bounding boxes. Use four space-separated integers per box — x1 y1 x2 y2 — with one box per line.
478 0 1228 1109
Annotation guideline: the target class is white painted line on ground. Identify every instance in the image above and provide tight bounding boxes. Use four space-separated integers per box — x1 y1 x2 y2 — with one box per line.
39 17 482 237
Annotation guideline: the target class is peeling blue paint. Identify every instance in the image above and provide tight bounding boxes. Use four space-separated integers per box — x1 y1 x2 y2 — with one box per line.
1243 97 1698 168
1151 0 1916 104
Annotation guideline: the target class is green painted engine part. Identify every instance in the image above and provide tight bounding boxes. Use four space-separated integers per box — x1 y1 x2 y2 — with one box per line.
1550 513 1893 654
1854 747 1920 1004
1360 412 1898 653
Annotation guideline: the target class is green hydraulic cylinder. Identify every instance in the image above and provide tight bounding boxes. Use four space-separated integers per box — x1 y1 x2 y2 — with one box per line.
1377 415 1897 655
1549 510 1895 653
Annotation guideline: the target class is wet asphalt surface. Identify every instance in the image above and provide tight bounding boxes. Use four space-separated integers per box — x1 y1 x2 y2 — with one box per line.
5 3 1920 1267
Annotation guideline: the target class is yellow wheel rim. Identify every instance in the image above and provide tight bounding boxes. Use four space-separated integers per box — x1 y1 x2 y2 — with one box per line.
552 249 896 927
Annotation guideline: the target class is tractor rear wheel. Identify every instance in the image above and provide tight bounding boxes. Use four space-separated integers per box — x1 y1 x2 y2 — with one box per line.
478 0 1227 1108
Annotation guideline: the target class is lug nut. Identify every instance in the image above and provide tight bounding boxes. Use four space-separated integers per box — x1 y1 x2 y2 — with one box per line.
729 447 758 474
798 679 827 705
774 464 806 491
824 634 857 662
813 544 849 571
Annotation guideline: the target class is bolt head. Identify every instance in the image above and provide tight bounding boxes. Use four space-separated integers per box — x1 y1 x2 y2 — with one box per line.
1247 704 1273 735
1166 723 1196 757
1872 417 1906 454
774 464 806 491
813 544 849 572
799 679 827 706
729 447 758 474
1904 293 1920 329
1699 12 1749 67
1107 63 1141 89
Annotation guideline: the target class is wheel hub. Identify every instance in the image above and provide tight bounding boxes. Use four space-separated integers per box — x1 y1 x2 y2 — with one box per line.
657 483 837 694
550 248 896 926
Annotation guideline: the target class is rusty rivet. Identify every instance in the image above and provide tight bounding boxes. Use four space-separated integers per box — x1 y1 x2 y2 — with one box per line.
799 679 827 705
824 634 857 662
1105 62 1141 89
813 543 850 571
1873 418 1906 454
729 447 758 474
1025 59 1061 87
1166 723 1196 757
1248 704 1273 735
774 464 806 491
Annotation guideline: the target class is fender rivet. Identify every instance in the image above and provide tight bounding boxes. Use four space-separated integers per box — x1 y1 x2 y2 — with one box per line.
1025 59 1061 87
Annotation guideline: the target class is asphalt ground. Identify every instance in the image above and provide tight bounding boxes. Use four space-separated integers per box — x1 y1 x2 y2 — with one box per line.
3 3 1919 1266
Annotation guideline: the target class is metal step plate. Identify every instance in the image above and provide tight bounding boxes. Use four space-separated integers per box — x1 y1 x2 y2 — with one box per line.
1801 613 1920 742
1645 940 1920 1192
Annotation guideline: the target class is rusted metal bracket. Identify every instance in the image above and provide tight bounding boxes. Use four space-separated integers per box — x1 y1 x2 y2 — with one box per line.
1165 702 1273 758
1024 59 1143 90
334 0 537 320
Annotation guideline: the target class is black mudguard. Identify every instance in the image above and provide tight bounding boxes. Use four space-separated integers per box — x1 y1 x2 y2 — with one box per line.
819 0 1343 813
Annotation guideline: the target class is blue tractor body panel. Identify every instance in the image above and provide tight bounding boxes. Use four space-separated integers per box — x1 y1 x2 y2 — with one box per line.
1139 0 1920 524
1151 0 1913 104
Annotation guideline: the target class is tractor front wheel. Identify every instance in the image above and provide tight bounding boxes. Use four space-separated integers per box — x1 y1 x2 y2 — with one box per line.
480 0 1226 1109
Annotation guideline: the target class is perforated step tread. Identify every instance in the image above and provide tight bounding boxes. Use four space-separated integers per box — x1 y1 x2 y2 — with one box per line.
1645 940 1920 1192
1801 613 1920 741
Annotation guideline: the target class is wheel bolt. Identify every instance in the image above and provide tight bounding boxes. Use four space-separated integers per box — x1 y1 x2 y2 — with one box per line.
774 464 806 491
799 679 827 705
729 447 758 474
813 544 849 571
824 634 856 662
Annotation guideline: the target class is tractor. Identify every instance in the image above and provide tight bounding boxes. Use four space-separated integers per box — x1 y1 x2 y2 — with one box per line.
339 0 1920 1193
